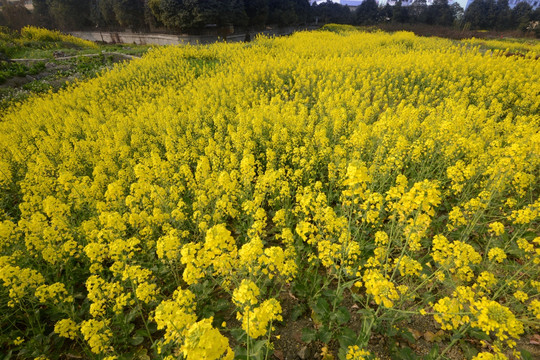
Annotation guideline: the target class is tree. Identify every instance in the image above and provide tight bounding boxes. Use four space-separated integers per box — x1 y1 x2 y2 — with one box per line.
430 0 454 26
190 0 224 27
113 0 147 30
32 0 53 27
312 1 353 24
149 0 192 30
464 0 496 29
511 1 532 30
226 0 248 27
450 2 464 24
379 3 392 22
392 1 410 23
149 0 234 31
1 0 32 29
268 0 298 26
409 0 428 23
355 0 379 25
495 0 511 29
244 0 269 27
88 0 117 28
46 0 92 30
291 0 311 24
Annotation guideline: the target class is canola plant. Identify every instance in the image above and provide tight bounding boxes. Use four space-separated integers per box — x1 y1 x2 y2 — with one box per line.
0 29 539 359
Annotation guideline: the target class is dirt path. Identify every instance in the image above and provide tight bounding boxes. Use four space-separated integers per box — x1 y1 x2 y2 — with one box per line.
10 52 141 63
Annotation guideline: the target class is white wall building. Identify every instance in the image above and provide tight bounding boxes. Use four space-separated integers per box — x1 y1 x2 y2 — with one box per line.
465 0 539 8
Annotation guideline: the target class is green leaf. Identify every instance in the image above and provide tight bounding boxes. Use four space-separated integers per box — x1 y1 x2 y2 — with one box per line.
399 328 416 344
292 281 309 298
323 289 336 299
312 297 331 318
387 325 398 337
231 328 247 343
337 327 357 348
355 308 375 318
391 346 419 360
233 346 248 360
335 306 351 324
520 349 533 360
251 339 267 357
126 308 138 323
130 335 144 346
318 327 333 344
459 341 477 359
425 344 440 360
301 328 317 343
147 321 158 334
291 303 307 321
2 349 13 360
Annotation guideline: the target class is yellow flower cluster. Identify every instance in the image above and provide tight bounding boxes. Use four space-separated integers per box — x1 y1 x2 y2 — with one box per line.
154 287 197 345
470 298 524 348
433 286 475 330
471 352 508 360
362 270 399 308
20 26 98 48
80 319 113 354
35 282 73 305
346 345 373 360
0 265 44 307
181 318 234 360
232 279 260 308
239 299 282 339
432 235 481 281
54 319 79 340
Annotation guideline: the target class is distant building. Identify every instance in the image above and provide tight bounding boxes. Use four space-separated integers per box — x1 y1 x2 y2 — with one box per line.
314 0 453 7
386 0 438 5
311 0 362 4
465 0 539 8
1 0 33 11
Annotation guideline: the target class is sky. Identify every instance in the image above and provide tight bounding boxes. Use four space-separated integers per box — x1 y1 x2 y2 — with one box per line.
312 0 470 11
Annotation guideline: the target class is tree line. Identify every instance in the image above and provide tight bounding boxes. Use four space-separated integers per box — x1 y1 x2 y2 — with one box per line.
313 0 539 32
1 0 311 32
464 0 539 31
0 0 539 34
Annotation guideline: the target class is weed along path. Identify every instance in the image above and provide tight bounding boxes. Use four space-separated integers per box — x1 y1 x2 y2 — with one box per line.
0 27 151 112
10 52 141 62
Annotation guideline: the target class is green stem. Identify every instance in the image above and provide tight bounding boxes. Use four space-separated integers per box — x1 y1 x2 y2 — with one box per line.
247 309 251 359
264 319 274 360
130 279 154 344
436 324 470 360
492 257 535 301
329 267 344 335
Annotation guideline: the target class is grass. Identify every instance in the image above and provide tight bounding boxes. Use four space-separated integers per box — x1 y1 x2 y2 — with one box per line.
0 26 152 114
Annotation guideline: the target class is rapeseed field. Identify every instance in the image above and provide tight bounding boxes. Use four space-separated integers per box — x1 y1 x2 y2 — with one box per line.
0 29 539 359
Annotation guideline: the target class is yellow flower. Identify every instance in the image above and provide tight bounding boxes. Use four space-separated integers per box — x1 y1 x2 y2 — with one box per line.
154 287 197 345
346 345 372 360
488 222 505 236
181 318 234 360
232 279 260 308
487 248 506 263
54 319 79 340
471 352 508 360
240 299 282 339
80 319 112 354
470 298 524 347
529 299 540 320
513 291 528 302
362 269 399 308
35 282 73 304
